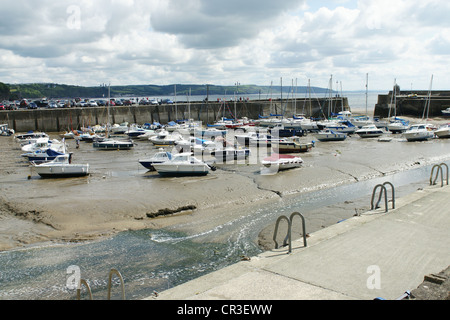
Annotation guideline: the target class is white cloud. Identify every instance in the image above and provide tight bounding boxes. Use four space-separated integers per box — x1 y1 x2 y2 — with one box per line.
0 0 449 90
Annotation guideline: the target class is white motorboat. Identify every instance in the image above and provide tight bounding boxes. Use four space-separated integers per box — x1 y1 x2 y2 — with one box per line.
433 124 450 139
403 124 435 142
261 153 303 175
14 131 49 142
441 107 450 116
21 138 66 153
350 115 374 128
271 136 314 153
149 130 183 146
290 115 319 131
32 154 89 178
139 149 173 171
153 153 214 177
323 120 357 134
110 122 129 134
126 126 154 138
93 138 134 150
387 117 409 133
316 129 347 142
355 125 384 138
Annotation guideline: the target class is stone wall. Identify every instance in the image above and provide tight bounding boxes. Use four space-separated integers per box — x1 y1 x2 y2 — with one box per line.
0 97 349 133
374 91 450 118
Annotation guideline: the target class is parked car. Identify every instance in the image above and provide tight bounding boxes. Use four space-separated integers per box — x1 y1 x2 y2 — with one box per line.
88 100 98 107
161 99 174 105
0 104 5 110
27 102 38 109
149 99 159 105
139 99 149 105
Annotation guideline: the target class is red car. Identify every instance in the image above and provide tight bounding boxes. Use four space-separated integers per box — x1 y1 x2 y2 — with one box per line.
0 104 5 110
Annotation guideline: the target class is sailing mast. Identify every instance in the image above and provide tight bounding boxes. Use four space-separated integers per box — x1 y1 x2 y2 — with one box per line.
423 75 433 121
107 83 111 138
174 84 178 121
365 73 369 117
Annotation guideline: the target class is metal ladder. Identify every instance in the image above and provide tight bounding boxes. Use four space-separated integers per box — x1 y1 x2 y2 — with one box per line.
430 163 449 187
371 182 395 213
77 268 126 300
273 212 307 254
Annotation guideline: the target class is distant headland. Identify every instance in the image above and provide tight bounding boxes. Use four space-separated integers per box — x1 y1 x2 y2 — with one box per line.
1 82 332 100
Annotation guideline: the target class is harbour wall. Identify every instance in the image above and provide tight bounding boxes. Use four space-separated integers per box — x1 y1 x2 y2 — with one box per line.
374 91 450 118
0 97 349 133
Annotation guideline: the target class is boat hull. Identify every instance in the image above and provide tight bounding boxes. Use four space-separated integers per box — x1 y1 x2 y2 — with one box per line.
211 149 250 162
34 165 89 178
153 164 209 177
272 142 313 153
404 133 434 142
356 131 384 138
93 140 134 150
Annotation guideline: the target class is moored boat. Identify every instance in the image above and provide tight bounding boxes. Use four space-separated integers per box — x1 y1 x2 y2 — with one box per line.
22 148 67 164
139 149 173 171
355 125 384 138
441 107 450 116
433 124 450 139
403 124 435 142
387 117 409 133
261 153 303 174
31 154 89 178
271 136 314 153
93 138 134 150
153 153 214 177
316 129 347 142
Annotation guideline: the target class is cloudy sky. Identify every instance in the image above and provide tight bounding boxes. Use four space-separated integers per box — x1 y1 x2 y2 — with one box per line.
0 0 449 91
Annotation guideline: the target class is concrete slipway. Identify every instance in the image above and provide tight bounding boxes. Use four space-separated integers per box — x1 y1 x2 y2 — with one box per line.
147 184 450 300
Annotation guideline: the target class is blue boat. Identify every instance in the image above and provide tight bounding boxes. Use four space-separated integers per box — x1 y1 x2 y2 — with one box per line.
138 150 173 171
22 148 66 164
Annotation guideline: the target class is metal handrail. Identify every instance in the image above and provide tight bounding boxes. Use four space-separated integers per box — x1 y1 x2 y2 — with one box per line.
371 182 395 213
77 279 93 300
273 215 291 252
273 212 307 253
430 163 449 187
290 212 308 248
107 268 126 300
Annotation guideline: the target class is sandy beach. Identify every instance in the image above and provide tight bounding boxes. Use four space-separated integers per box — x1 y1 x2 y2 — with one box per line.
1 116 450 253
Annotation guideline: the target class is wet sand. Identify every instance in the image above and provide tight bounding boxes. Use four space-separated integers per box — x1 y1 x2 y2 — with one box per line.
1 116 450 252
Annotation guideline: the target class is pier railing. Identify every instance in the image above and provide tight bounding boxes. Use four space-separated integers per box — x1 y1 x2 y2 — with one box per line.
273 212 307 254
430 163 449 187
371 182 395 213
